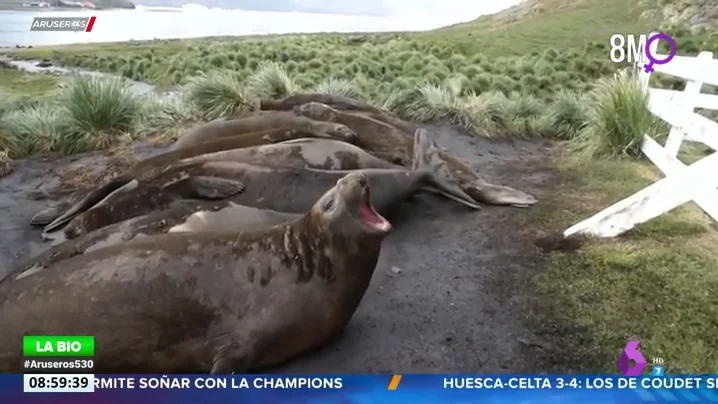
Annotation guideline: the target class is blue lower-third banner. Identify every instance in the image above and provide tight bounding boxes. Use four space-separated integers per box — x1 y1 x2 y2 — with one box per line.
4 374 718 403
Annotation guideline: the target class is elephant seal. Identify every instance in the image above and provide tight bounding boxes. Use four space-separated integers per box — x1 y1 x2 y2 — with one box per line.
260 93 384 114
170 112 357 150
32 129 307 227
4 201 299 284
296 103 538 208
59 130 479 239
294 102 415 165
178 138 400 171
36 129 350 230
0 172 392 373
259 93 419 134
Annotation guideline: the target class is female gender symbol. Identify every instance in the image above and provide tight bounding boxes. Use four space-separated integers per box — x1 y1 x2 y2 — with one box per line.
643 33 677 73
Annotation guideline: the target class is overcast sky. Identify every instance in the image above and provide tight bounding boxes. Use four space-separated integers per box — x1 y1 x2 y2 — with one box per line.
138 0 525 24
290 0 525 17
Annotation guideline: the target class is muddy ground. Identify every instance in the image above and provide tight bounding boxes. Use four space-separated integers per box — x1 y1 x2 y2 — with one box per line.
0 124 562 373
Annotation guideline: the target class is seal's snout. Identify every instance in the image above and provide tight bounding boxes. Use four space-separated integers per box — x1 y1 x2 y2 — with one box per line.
332 125 358 143
336 172 391 234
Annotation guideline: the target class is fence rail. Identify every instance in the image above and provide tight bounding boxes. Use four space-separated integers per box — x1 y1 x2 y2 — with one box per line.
564 32 718 238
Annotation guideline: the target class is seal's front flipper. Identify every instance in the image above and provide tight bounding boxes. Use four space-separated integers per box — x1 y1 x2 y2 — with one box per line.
411 129 480 210
465 182 538 207
187 176 245 199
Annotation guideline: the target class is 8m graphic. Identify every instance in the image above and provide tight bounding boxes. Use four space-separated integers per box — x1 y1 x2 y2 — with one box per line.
610 33 677 73
610 34 650 63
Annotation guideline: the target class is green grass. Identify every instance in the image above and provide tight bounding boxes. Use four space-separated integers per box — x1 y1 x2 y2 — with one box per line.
523 156 718 373
0 68 61 98
422 0 661 56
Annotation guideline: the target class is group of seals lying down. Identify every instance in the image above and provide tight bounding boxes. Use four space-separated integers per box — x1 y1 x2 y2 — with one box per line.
0 94 539 373
0 172 392 373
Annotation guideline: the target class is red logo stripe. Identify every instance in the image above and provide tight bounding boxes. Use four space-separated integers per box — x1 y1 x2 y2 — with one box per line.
85 16 96 32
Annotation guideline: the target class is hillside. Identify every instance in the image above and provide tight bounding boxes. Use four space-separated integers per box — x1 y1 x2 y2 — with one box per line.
419 0 717 56
418 0 662 56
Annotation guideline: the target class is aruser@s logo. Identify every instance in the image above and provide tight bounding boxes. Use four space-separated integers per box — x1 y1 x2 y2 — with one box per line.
617 340 647 376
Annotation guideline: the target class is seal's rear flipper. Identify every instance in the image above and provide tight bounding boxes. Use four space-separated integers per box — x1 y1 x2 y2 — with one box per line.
411 129 481 210
43 178 130 233
186 176 245 199
465 182 538 207
31 203 69 226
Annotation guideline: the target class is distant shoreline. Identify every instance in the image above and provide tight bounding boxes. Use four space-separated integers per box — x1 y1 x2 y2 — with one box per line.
0 5 132 10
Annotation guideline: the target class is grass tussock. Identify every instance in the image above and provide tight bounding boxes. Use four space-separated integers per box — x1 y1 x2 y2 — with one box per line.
544 89 589 139
246 61 299 100
184 69 257 120
1 103 68 155
135 93 202 141
313 78 363 100
60 75 141 154
571 69 664 159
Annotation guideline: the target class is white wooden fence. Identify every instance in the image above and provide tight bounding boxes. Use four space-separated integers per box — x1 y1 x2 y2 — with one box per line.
564 32 718 238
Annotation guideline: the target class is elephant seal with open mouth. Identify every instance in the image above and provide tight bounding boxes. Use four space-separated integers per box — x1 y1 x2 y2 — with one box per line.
0 172 392 374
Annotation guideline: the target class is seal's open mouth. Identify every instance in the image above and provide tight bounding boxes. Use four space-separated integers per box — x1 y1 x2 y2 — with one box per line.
358 188 391 232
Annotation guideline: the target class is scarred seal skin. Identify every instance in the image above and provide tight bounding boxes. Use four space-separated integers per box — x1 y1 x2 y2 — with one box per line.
0 172 392 374
170 112 358 150
294 101 416 166
3 201 301 285
59 130 480 239
294 103 538 208
37 130 354 233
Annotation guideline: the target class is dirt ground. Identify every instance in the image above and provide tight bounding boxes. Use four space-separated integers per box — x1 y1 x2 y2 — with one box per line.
0 125 563 373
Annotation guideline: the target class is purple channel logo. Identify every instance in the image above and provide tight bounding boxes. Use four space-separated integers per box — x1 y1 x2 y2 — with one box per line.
617 340 647 376
643 33 677 73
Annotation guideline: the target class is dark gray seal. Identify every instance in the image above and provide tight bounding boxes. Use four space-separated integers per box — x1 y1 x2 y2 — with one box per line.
170 112 358 150
39 131 468 235
3 201 300 285
293 101 415 165
0 172 392 373
35 130 347 231
59 130 479 239
295 102 538 208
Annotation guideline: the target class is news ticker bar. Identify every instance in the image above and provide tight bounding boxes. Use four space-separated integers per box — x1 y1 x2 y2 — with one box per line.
23 357 94 374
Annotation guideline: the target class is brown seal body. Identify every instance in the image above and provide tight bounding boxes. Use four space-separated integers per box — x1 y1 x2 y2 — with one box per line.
38 132 361 233
293 102 415 165
260 93 419 134
294 103 539 208
171 112 358 150
0 172 392 373
260 93 384 114
60 130 480 239
5 201 299 285
179 138 400 171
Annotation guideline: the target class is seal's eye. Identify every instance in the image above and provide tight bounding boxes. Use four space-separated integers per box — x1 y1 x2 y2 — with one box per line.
323 198 335 212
